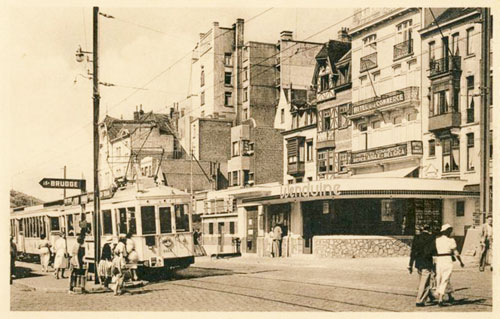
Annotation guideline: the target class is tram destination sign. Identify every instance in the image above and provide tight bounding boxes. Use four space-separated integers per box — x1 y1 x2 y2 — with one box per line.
39 178 86 190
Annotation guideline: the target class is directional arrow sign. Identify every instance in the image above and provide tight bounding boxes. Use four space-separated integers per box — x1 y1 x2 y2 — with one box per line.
39 178 86 190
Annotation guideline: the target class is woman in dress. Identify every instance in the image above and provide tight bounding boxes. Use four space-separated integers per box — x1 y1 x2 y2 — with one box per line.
111 241 129 296
98 238 113 288
434 224 464 306
38 234 51 272
53 232 68 279
68 235 85 293
126 231 139 281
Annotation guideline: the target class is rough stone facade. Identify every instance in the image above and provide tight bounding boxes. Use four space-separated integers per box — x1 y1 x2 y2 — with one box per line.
313 235 413 258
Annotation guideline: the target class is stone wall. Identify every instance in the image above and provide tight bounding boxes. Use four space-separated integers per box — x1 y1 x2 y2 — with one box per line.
313 235 413 258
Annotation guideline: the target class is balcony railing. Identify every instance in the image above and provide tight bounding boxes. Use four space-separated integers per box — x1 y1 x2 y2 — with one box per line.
429 56 461 78
393 39 413 60
428 112 461 132
467 108 475 123
360 52 377 72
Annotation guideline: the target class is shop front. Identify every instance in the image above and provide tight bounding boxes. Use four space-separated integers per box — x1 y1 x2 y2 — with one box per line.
240 178 479 258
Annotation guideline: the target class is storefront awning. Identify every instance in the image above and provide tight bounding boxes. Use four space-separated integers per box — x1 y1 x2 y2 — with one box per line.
351 166 418 178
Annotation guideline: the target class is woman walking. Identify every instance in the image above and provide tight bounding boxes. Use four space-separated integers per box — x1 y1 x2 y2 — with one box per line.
434 224 464 306
53 232 68 279
38 234 51 272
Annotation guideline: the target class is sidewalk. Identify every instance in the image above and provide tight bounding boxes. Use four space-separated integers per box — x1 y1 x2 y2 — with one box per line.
12 261 146 293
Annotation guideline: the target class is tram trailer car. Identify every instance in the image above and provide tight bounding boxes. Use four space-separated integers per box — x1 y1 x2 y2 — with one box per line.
10 185 195 272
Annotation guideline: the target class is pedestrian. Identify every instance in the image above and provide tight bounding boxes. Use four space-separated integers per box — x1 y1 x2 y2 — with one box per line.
111 246 130 296
10 236 17 284
273 224 282 258
408 224 437 307
38 234 51 272
434 224 464 306
98 238 113 288
53 232 68 279
268 230 274 257
479 214 493 272
68 235 86 294
126 231 139 281
193 228 206 256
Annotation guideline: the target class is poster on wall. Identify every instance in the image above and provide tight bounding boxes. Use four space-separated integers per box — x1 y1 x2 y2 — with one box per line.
381 200 395 222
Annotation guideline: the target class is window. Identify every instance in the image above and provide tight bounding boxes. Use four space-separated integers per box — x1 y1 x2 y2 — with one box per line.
175 205 189 232
67 214 74 236
318 149 335 174
467 76 475 123
489 130 493 159
467 133 475 171
318 150 327 173
243 170 250 186
224 72 232 85
141 206 156 235
200 68 205 87
337 105 350 129
232 141 240 156
429 139 436 157
232 171 238 186
118 208 127 234
358 123 367 132
159 207 172 233
371 120 381 129
466 28 474 55
320 75 330 91
209 222 214 235
241 140 250 154
243 88 248 102
433 90 449 115
224 92 232 107
306 141 313 161
328 150 334 172
200 91 205 106
363 34 377 52
323 110 331 131
280 109 285 124
396 20 412 42
428 41 435 63
50 217 60 231
299 142 305 162
456 201 465 217
243 67 248 81
224 53 232 66
451 33 459 55
229 222 235 234
128 207 137 235
443 136 460 173
372 72 379 81
338 151 349 172
102 210 112 235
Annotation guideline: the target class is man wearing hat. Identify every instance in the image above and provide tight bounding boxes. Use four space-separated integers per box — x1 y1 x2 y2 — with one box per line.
434 224 464 306
479 214 493 271
408 224 436 307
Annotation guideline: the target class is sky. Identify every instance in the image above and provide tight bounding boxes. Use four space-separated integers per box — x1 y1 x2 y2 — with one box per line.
5 4 357 202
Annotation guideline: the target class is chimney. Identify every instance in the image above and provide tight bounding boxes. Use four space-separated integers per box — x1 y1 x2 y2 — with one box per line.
338 27 350 42
280 31 293 41
235 18 244 48
139 104 144 116
133 105 140 120
169 107 174 118
213 21 219 27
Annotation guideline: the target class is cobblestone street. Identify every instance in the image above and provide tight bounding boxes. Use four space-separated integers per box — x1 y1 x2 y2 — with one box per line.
11 255 492 312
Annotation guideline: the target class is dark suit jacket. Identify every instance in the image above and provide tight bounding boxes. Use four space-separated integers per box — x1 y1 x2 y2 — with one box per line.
409 232 436 270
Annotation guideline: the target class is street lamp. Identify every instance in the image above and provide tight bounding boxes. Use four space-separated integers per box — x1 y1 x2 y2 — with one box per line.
75 46 92 63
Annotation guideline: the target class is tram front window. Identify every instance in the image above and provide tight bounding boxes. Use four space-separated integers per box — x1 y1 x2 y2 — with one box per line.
159 207 172 233
175 205 189 232
141 206 156 235
50 217 60 231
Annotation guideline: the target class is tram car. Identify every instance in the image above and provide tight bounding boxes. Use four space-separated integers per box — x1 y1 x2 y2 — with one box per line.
10 184 195 272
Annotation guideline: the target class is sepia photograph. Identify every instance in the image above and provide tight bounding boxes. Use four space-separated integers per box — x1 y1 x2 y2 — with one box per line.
5 0 497 314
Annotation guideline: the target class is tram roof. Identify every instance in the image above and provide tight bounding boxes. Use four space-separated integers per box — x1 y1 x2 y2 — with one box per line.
109 184 190 203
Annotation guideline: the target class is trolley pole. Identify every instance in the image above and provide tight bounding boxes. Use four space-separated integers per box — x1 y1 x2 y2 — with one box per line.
92 6 101 284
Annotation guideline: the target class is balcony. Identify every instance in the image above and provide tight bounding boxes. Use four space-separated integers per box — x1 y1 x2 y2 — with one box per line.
287 161 305 176
428 112 461 132
350 86 419 119
360 52 377 72
393 39 413 61
350 140 423 167
429 56 461 79
316 130 335 149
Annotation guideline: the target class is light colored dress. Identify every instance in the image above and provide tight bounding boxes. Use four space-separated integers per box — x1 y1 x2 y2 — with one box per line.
435 235 457 296
53 237 67 269
38 239 51 271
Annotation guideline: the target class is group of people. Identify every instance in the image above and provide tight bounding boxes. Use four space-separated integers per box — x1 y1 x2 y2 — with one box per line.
409 215 493 307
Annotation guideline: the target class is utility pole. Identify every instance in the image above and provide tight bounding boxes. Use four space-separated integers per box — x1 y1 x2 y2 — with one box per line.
480 7 491 224
92 6 101 283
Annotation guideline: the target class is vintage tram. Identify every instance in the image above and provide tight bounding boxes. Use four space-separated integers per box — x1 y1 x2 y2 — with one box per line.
10 184 195 271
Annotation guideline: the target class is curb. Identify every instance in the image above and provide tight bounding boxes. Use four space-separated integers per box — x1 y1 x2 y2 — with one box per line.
13 280 147 293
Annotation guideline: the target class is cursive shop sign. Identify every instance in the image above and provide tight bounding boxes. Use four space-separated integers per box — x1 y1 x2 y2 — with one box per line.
351 144 407 164
352 92 405 114
280 181 341 199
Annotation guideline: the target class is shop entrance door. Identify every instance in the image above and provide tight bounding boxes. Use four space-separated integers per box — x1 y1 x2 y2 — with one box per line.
302 203 325 254
246 208 258 253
